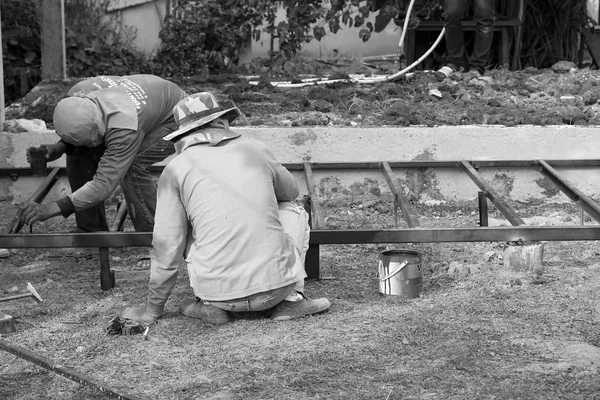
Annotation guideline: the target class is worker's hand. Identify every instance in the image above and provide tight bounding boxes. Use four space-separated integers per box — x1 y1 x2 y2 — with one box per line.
121 304 158 324
26 143 66 163
19 201 59 226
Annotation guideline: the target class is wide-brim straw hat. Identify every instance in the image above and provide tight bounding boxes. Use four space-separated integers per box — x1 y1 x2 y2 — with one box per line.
163 92 240 141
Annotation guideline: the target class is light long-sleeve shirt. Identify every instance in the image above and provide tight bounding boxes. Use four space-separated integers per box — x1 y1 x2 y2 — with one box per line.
146 131 306 318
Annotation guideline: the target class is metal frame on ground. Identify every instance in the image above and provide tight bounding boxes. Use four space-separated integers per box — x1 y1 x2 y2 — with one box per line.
1 159 599 290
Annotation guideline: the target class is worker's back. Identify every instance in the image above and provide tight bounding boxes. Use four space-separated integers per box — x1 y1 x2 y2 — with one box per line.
156 133 305 301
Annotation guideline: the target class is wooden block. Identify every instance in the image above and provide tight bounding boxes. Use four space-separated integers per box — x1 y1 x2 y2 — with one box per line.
504 243 545 273
0 312 17 334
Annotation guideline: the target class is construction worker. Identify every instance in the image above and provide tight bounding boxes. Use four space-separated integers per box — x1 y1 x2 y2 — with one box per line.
121 92 331 324
20 75 186 234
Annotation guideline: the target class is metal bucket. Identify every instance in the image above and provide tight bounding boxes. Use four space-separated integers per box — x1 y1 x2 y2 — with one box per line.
378 249 422 298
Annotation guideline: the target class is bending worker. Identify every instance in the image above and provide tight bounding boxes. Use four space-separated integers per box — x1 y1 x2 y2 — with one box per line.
121 92 331 324
20 74 186 233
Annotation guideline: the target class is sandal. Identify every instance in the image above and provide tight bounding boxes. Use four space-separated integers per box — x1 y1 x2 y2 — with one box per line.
135 257 151 270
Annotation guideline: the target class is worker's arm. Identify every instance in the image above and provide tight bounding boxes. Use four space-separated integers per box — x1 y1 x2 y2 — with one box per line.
55 127 144 218
145 173 189 319
258 142 299 201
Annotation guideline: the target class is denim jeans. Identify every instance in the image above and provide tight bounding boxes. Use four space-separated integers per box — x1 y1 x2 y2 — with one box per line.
66 121 176 232
444 0 494 72
207 202 310 312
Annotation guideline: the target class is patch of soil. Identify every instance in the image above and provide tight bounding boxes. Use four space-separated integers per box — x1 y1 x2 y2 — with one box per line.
7 62 600 128
1 194 600 399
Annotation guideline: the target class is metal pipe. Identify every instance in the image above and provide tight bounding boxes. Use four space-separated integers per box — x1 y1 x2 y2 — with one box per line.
0 339 142 400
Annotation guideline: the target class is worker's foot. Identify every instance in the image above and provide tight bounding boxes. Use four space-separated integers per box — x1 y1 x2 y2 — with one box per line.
434 65 455 81
135 257 151 270
270 293 331 321
179 297 229 324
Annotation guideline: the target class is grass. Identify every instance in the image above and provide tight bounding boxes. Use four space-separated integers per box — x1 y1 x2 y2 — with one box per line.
1 202 600 399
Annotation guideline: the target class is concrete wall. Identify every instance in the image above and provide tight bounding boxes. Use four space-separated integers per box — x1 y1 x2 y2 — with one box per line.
1 126 599 207
108 0 167 56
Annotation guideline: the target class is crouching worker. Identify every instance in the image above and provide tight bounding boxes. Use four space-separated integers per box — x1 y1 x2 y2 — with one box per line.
19 75 186 233
121 92 331 324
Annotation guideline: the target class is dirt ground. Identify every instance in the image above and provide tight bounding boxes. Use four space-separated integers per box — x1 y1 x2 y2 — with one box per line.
1 197 600 399
7 59 600 129
2 62 600 399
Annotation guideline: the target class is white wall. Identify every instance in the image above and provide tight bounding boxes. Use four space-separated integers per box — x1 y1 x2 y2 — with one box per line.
109 0 167 56
249 6 402 60
589 0 599 23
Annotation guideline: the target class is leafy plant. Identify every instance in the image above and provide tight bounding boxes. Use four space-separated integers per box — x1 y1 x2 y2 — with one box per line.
1 0 149 106
1 0 41 105
64 0 149 77
155 0 272 76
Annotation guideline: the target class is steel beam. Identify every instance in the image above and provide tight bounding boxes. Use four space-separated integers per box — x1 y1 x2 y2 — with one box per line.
536 159 600 223
380 161 420 228
109 201 128 232
1 227 600 248
4 167 61 234
2 159 600 178
460 160 526 226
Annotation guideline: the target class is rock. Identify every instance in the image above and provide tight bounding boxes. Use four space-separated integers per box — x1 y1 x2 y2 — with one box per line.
313 100 333 113
0 249 10 258
560 95 576 102
487 98 502 107
0 312 17 334
429 89 442 99
3 118 48 133
551 60 577 73
484 251 499 261
504 243 545 273
448 262 471 276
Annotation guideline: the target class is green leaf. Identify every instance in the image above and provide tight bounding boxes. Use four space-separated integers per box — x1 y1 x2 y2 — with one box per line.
24 51 37 64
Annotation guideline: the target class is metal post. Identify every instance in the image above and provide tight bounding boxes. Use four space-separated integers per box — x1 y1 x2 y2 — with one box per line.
99 247 115 290
302 195 320 279
478 191 489 227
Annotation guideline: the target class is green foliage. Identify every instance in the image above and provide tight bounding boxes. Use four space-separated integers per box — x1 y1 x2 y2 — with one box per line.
155 0 275 76
155 1 445 75
1 0 41 105
64 0 150 77
1 0 149 106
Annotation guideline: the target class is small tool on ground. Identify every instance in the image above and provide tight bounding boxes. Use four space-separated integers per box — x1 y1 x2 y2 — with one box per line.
0 282 43 304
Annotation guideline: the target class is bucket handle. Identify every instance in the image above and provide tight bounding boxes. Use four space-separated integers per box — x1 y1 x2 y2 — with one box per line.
377 260 409 281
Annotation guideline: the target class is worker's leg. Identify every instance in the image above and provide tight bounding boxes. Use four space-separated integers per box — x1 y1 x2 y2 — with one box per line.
469 0 495 73
66 145 108 232
443 0 469 71
121 121 176 232
277 201 310 295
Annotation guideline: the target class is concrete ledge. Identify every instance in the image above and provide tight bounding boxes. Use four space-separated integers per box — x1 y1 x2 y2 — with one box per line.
1 125 599 204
